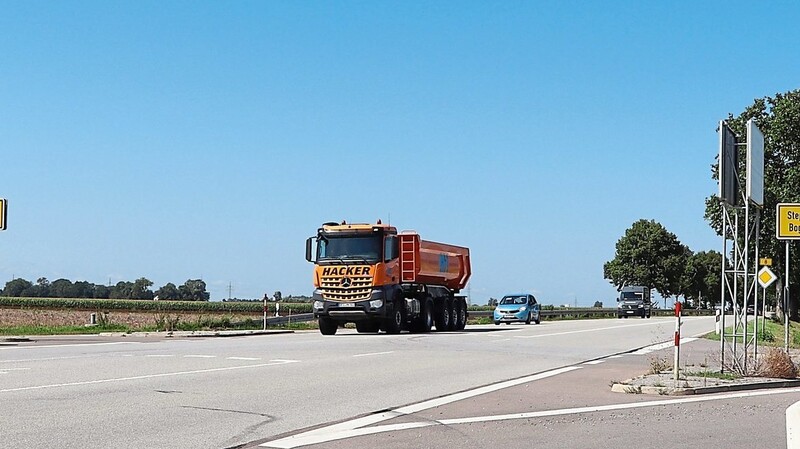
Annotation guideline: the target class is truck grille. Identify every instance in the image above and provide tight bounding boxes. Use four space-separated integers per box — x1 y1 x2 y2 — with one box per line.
320 275 372 301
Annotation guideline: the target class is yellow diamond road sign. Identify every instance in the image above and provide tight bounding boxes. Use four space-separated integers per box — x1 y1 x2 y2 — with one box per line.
758 266 777 289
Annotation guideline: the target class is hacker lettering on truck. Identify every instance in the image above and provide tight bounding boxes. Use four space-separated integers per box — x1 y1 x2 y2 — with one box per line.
322 266 372 276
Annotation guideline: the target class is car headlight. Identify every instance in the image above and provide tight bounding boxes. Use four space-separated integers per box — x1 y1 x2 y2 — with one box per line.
638 304 643 308
369 299 384 309
519 306 527 312
313 300 324 310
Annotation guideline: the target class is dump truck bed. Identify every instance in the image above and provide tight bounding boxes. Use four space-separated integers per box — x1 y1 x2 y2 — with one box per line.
399 232 471 291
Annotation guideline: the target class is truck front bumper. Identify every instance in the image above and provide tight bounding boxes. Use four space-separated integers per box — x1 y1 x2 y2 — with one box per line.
312 289 387 322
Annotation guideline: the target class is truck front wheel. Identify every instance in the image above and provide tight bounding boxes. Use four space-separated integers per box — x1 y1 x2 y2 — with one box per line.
319 317 338 335
383 300 404 334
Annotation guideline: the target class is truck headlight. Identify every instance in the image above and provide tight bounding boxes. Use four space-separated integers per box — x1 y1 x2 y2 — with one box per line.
313 300 324 310
617 303 622 308
369 299 384 309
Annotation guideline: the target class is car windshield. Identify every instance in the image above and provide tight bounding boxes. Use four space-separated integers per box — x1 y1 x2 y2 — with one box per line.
500 296 527 305
318 234 382 262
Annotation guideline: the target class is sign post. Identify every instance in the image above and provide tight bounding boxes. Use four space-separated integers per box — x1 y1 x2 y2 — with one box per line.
263 294 269 330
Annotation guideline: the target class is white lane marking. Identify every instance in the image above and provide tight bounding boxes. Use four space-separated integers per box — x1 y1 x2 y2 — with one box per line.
145 354 175 358
583 360 604 365
261 366 581 448
631 338 698 355
0 368 31 374
0 359 299 393
227 357 261 361
0 355 90 363
608 355 624 359
352 351 394 358
268 386 800 446
0 342 140 350
184 355 216 358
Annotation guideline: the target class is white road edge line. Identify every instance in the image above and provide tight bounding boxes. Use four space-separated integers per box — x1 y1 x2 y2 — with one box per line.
583 360 604 365
260 366 581 448
352 351 394 358
0 360 299 393
266 386 800 447
0 342 141 350
631 338 698 355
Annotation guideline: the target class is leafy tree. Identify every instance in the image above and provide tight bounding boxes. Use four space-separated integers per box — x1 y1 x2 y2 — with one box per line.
604 219 689 300
273 291 282 302
179 279 210 301
593 301 603 308
109 281 134 299
682 251 723 308
93 284 110 299
704 90 800 319
31 277 51 297
3 278 32 297
50 279 75 298
131 278 154 300
72 281 94 298
155 283 181 300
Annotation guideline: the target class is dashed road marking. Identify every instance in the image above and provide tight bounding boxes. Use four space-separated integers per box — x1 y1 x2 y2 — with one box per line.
227 357 261 361
145 354 175 358
184 355 216 358
352 351 394 358
0 359 299 394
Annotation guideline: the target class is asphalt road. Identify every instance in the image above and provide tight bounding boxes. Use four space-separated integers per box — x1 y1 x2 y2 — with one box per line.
3 316 791 449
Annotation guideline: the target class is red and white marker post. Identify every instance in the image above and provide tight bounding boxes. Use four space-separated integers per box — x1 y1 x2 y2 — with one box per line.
674 301 682 381
264 295 269 330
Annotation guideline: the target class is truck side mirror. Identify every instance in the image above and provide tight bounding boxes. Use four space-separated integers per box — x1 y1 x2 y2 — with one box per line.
305 237 313 262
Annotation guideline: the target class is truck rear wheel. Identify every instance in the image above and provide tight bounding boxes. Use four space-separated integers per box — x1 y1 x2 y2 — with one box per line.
454 298 467 330
319 317 338 335
434 299 452 332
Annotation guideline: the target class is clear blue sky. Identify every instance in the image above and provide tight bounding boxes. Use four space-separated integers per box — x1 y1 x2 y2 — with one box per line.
1 1 798 305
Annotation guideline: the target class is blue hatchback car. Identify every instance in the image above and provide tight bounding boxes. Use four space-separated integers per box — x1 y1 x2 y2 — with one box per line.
493 294 541 325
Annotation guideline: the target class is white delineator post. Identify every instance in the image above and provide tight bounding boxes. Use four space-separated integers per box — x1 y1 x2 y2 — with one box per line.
674 301 682 381
264 295 268 330
715 308 721 335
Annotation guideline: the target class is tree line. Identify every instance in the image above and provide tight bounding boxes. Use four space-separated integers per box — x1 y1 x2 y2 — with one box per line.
604 219 722 308
2 277 210 301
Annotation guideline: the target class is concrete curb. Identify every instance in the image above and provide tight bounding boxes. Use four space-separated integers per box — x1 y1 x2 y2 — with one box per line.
611 378 800 396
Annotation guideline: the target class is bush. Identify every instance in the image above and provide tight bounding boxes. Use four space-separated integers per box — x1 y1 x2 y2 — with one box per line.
760 348 798 379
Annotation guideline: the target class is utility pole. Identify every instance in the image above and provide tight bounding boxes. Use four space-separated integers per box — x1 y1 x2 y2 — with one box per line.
227 282 233 301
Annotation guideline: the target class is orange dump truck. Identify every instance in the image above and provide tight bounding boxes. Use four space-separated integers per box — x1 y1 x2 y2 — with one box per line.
305 221 471 335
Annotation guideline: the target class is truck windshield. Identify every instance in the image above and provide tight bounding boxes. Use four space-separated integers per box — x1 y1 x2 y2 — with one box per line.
620 292 643 301
317 234 382 262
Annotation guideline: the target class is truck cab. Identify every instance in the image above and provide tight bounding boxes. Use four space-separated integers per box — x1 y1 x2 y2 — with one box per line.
617 286 652 318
